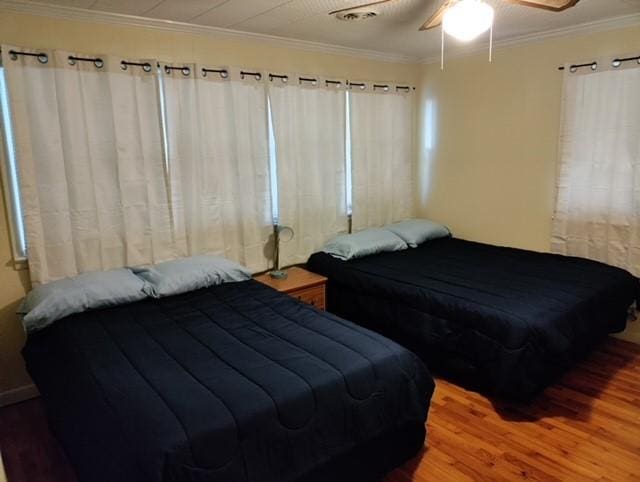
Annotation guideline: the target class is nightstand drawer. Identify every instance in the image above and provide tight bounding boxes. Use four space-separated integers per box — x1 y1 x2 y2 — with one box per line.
254 267 327 311
291 285 325 310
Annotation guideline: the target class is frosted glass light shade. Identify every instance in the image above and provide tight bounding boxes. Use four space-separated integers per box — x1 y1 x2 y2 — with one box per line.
442 0 494 42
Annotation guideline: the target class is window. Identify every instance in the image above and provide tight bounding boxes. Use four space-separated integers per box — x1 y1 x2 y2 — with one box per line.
0 65 27 261
0 65 363 265
0 59 400 268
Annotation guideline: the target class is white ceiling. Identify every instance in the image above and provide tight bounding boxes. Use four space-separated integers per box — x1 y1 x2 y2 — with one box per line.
10 0 640 60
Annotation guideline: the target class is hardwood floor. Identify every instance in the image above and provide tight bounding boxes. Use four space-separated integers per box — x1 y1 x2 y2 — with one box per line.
0 397 74 482
1 337 639 482
386 337 640 482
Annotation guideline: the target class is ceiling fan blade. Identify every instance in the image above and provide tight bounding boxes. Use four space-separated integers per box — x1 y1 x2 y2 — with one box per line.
329 0 397 16
419 0 455 31
505 0 580 12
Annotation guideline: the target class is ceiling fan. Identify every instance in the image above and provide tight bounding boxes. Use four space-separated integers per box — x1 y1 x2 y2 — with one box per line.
330 0 580 41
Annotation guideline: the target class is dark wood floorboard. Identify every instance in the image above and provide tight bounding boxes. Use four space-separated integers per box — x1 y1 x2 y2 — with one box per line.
1 337 639 482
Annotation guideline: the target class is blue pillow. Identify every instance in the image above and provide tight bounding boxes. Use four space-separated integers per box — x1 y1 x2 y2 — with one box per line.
322 228 407 261
385 219 450 247
133 255 252 298
19 268 149 334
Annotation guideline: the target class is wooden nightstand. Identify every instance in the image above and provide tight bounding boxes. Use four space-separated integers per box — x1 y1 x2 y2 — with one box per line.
254 267 327 310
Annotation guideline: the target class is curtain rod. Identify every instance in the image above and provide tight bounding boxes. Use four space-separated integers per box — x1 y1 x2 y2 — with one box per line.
240 70 261 80
202 67 228 78
1 49 416 90
7 49 48 64
121 60 152 72
558 54 640 71
68 55 104 68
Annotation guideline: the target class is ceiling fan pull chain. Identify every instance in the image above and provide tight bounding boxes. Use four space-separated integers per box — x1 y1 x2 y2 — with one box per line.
441 26 445 71
489 23 493 63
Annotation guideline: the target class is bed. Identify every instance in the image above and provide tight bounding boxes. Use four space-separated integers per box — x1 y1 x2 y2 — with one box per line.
22 279 434 482
307 237 639 401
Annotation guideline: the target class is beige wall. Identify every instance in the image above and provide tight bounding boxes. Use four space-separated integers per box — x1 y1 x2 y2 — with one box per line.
417 25 640 252
0 10 420 400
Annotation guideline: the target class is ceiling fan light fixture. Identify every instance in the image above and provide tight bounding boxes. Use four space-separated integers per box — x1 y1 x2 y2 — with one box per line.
442 0 494 42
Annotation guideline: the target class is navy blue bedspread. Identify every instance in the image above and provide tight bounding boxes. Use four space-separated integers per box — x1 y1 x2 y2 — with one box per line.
307 237 639 401
23 280 433 482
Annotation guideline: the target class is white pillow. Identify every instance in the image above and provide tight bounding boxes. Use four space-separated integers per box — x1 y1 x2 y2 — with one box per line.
322 228 408 261
132 255 252 298
19 269 149 334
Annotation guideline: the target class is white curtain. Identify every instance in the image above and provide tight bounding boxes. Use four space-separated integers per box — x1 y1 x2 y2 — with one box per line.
2 47 178 284
161 65 272 272
269 78 347 266
350 85 414 231
552 62 640 276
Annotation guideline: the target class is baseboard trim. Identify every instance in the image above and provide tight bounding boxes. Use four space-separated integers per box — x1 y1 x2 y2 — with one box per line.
0 384 39 407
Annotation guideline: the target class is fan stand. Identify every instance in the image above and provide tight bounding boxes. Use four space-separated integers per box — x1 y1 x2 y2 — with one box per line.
269 225 289 279
269 270 288 280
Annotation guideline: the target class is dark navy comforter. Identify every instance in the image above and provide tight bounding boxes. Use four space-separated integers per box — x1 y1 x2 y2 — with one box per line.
23 280 434 482
307 237 639 400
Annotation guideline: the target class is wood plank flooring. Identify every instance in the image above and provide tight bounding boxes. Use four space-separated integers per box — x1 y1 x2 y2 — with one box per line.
386 337 640 482
1 337 639 482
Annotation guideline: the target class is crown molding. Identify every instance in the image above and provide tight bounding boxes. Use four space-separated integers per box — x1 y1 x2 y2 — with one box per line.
420 13 640 65
1 1 638 67
0 0 417 64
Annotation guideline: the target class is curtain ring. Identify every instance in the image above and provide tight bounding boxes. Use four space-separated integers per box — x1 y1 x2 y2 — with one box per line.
181 66 191 76
9 50 18 61
590 62 598 71
68 57 76 66
37 53 48 64
94 58 104 69
220 70 229 79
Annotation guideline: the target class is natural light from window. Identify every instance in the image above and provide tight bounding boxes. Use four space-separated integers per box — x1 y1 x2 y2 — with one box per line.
0 66 27 258
267 96 280 226
345 91 353 217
